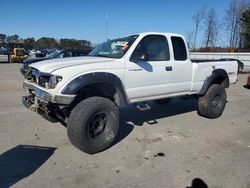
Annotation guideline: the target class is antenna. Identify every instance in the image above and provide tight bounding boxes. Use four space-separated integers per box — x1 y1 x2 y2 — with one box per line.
105 0 109 41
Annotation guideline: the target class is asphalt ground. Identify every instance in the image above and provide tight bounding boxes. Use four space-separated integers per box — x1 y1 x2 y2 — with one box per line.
0 63 249 188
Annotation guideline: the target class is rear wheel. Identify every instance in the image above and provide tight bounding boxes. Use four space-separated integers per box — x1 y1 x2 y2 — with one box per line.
198 84 227 118
67 97 119 154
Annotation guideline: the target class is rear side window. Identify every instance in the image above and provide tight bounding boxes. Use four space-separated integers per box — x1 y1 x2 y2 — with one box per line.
171 36 187 61
132 35 170 61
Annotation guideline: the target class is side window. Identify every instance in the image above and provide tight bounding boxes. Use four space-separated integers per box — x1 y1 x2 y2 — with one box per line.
132 35 170 61
171 36 187 61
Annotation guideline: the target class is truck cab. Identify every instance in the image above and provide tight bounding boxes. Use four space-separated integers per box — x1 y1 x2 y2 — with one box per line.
123 33 194 102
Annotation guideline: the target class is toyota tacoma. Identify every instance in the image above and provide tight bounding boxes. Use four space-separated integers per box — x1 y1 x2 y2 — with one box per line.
22 32 238 154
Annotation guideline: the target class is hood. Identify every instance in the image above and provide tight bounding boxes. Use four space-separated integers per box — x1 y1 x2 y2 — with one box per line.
24 57 49 64
30 56 115 73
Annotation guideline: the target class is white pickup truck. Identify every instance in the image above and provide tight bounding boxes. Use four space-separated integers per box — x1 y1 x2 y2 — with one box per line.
22 32 238 154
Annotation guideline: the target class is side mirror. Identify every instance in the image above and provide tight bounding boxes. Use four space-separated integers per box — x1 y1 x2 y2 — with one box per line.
131 52 148 62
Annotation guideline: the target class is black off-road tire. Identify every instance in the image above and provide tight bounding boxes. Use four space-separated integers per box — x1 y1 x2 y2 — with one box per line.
67 97 119 154
154 98 172 105
198 84 227 119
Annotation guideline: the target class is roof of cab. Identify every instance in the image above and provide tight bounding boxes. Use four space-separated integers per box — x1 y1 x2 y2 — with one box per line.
138 32 184 38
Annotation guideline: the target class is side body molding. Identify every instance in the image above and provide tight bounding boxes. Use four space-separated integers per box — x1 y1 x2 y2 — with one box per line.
199 69 229 95
61 72 129 107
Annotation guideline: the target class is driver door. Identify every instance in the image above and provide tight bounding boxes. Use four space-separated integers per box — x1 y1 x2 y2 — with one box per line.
124 35 172 102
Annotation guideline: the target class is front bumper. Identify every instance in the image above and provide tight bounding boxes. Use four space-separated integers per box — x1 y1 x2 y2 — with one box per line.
23 81 76 105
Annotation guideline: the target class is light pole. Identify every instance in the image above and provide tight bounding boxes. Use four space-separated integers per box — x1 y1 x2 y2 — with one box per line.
105 0 109 41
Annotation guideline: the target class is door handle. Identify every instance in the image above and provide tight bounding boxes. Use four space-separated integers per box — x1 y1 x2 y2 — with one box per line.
165 66 172 71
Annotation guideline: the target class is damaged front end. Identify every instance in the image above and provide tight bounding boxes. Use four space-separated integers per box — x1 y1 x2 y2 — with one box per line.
22 94 61 122
22 69 75 123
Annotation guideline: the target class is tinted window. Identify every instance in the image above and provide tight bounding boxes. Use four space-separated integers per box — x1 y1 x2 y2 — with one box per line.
132 35 170 61
63 51 73 58
74 52 87 57
171 36 187 61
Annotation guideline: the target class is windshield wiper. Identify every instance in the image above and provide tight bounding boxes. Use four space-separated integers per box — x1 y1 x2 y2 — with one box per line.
89 54 117 59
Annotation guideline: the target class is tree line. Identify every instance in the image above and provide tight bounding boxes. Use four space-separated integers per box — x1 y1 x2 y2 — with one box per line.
0 34 93 50
1 0 249 53
187 0 250 52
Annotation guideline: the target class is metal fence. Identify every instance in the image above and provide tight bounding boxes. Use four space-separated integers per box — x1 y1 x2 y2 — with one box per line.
190 52 250 67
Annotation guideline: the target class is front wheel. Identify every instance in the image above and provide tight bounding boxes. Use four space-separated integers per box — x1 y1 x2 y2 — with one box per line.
67 97 119 154
198 84 227 119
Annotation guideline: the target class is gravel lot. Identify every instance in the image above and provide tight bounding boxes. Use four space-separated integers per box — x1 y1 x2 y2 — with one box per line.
0 63 249 188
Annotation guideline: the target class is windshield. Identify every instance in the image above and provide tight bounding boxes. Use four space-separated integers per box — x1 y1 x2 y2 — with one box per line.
89 35 138 58
16 49 24 56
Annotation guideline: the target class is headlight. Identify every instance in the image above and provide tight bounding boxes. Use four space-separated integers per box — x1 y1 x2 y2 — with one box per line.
48 75 63 89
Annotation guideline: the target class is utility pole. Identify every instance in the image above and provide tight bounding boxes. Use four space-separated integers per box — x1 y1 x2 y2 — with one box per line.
105 0 109 41
105 10 108 41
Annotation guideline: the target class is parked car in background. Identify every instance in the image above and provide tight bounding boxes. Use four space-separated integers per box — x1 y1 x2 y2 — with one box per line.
28 50 46 58
20 49 91 75
0 47 9 63
0 47 8 55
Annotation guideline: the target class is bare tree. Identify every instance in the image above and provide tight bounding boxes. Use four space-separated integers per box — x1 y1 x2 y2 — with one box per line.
192 7 206 50
204 8 219 48
225 0 247 49
240 7 250 48
186 31 194 49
